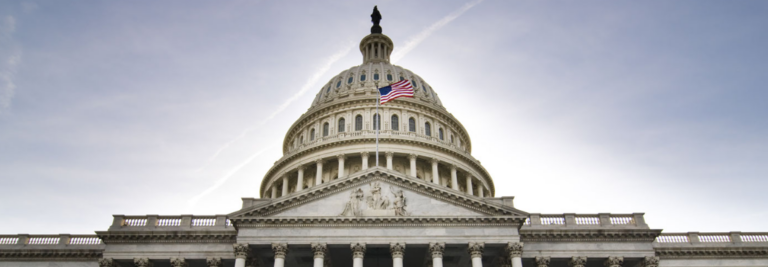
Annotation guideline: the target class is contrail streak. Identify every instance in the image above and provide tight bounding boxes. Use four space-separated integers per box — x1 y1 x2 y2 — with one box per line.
194 43 353 173
188 145 274 206
390 0 483 63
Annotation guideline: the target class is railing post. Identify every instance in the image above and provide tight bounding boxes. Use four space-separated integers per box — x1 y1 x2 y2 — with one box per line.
529 214 541 227
633 213 648 228
111 215 125 229
17 234 29 245
688 232 700 244
58 234 71 245
598 213 611 226
147 215 158 227
181 215 193 227
730 232 742 244
564 213 576 226
215 215 228 227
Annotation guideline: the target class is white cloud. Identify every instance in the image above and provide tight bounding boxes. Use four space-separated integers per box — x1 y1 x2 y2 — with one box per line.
390 0 483 63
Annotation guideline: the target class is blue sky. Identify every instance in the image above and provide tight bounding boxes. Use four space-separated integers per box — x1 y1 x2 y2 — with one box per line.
0 1 766 234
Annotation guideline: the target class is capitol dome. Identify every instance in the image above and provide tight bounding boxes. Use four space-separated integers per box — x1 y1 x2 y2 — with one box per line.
259 11 494 200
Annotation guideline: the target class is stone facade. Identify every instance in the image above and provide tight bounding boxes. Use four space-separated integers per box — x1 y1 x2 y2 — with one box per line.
2 8 768 267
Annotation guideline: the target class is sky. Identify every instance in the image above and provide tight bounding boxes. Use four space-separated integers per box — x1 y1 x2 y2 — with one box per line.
0 0 767 235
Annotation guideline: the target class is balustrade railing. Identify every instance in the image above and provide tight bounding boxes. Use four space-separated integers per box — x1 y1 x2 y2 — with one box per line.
523 213 648 228
0 235 102 246
655 232 768 244
111 215 231 229
288 129 470 157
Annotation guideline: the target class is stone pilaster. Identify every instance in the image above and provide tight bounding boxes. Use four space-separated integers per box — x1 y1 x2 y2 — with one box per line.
643 256 659 267
361 152 369 170
535 256 550 267
99 258 118 267
206 257 223 267
170 258 188 267
450 165 459 190
431 158 440 184
386 151 394 170
337 154 347 178
134 258 152 267
408 154 418 178
604 256 623 267
315 159 325 185
569 257 587 267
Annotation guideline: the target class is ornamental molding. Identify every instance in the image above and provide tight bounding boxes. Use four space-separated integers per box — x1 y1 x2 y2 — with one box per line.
520 229 662 242
95 231 236 244
236 170 525 219
0 249 103 261
233 216 522 228
654 247 768 259
390 243 405 258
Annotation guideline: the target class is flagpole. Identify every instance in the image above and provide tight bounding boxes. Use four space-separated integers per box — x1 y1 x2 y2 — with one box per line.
376 91 380 168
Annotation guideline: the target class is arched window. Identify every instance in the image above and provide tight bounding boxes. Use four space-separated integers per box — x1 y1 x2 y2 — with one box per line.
360 74 366 81
326 86 331 93
310 129 315 141
355 115 363 131
387 74 393 81
439 128 444 140
400 76 405 81
373 73 379 80
373 114 381 130
391 115 399 131
338 118 346 133
348 77 354 84
425 122 431 136
336 81 341 88
323 123 329 136
408 118 416 132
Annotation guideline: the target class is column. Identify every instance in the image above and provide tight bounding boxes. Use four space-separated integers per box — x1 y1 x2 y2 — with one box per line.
361 152 369 170
479 186 485 198
466 175 474 196
134 258 152 267
431 158 439 184
450 165 459 190
506 242 523 267
296 166 305 191
467 242 484 267
272 243 289 267
170 258 187 267
271 185 277 198
351 243 366 267
316 159 324 185
643 256 659 267
390 243 405 267
569 257 587 267
386 152 394 170
281 175 289 196
233 243 249 267
409 154 417 177
206 258 222 267
312 243 327 267
604 256 623 267
535 256 550 267
429 242 445 267
338 154 347 179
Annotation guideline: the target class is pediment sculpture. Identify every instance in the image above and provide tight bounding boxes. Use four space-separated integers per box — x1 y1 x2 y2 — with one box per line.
340 182 407 216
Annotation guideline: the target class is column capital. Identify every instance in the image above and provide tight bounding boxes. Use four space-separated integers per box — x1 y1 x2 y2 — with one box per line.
315 159 326 164
506 242 523 258
467 242 484 258
390 242 406 259
642 256 659 267
604 256 623 267
233 243 250 259
535 256 550 267
99 258 117 267
450 164 457 171
385 151 394 157
351 242 366 259
206 257 223 267
360 151 370 157
408 154 418 160
431 158 439 164
134 258 153 267
337 154 347 160
568 256 587 267
272 243 289 259
429 242 445 259
170 258 188 267
311 243 328 259
298 165 306 171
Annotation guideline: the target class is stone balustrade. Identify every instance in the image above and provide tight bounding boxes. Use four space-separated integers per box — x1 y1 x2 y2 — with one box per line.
655 232 768 245
0 234 103 247
109 214 231 230
522 213 648 229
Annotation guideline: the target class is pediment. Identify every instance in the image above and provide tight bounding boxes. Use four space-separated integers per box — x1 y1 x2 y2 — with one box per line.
229 168 528 219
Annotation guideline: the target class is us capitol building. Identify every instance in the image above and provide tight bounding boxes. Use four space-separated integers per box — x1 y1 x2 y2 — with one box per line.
2 8 767 267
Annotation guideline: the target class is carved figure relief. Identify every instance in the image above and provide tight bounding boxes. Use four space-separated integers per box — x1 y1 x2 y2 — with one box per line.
340 183 408 216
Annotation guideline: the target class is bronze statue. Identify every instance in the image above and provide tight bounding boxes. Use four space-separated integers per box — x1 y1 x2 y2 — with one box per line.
371 6 382 34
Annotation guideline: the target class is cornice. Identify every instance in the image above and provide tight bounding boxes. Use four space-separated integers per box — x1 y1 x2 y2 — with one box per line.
520 229 663 242
0 249 103 261
233 216 524 228
655 247 768 259
95 231 237 244
262 136 494 198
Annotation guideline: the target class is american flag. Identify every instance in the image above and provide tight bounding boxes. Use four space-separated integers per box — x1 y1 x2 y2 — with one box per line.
378 80 414 104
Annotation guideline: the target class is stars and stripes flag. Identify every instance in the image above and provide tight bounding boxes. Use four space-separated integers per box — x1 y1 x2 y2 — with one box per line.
378 80 414 104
